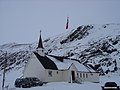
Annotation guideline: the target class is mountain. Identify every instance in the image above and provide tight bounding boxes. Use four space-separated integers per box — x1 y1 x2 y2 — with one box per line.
0 23 120 76
0 43 33 72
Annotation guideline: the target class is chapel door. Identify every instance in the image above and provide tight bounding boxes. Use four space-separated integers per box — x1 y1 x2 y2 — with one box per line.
71 71 75 81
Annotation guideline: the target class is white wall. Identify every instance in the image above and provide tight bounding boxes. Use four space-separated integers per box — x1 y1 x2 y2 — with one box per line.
44 69 68 82
36 48 45 56
23 56 100 83
68 64 78 82
77 72 99 83
87 72 99 83
43 64 78 83
23 53 46 81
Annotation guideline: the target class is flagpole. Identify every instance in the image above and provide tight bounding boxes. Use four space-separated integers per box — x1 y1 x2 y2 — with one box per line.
65 16 72 82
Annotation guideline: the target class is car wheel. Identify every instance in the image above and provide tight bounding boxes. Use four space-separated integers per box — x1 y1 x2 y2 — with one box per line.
40 84 43 86
22 85 25 88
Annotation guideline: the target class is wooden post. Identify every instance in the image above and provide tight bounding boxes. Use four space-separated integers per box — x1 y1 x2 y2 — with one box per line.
70 71 72 83
2 52 7 90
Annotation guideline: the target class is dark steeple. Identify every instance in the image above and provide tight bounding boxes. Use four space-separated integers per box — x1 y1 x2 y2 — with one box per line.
37 30 44 49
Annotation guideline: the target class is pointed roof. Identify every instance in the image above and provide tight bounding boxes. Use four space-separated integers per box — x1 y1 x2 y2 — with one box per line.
34 52 58 70
37 30 44 49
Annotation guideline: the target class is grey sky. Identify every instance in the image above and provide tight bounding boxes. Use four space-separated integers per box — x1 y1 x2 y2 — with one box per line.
0 0 120 45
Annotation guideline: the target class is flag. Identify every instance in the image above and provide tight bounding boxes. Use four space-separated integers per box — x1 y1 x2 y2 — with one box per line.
66 17 69 29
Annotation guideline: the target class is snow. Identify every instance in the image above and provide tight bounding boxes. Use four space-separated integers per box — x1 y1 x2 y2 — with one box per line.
1 75 120 90
45 23 120 59
100 75 120 86
0 23 120 90
0 70 101 90
0 67 24 90
66 60 91 72
55 62 72 70
47 55 90 72
0 65 120 90
14 82 101 90
0 43 32 53
44 23 120 74
47 55 72 70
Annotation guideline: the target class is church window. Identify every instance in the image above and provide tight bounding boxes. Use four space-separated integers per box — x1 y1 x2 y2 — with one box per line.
86 74 88 78
48 71 52 77
83 73 85 78
77 73 79 78
80 73 82 78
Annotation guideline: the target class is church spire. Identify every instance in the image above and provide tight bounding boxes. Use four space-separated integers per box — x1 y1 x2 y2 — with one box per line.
37 30 44 49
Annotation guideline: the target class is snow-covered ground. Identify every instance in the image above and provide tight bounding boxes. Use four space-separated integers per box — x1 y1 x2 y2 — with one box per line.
0 69 120 90
14 82 101 90
1 77 120 90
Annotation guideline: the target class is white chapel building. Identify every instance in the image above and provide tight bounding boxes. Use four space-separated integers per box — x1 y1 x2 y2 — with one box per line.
23 32 99 83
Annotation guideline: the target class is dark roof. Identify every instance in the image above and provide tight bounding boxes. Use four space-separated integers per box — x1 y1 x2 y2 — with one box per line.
37 31 44 49
34 52 58 70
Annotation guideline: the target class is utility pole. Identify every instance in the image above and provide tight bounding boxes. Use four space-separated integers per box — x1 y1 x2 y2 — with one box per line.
2 51 7 90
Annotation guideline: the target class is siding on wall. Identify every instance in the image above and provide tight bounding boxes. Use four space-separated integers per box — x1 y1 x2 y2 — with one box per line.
87 72 99 83
23 53 46 81
76 71 99 83
44 69 69 82
23 53 99 83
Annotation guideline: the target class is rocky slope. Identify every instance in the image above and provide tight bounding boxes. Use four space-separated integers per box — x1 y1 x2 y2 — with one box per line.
0 23 120 75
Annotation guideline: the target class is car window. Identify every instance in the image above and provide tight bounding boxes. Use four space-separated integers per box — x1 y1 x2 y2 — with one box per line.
105 82 117 87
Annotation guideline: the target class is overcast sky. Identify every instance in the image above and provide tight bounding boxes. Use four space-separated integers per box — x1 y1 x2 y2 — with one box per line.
0 0 120 45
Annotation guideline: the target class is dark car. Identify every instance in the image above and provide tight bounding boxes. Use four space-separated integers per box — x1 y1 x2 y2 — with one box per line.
15 78 31 88
101 82 119 90
25 77 43 86
15 77 43 88
15 78 23 88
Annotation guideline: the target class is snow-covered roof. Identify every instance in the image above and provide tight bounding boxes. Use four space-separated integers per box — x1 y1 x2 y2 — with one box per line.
47 55 93 72
71 60 89 72
34 51 95 72
47 56 72 70
64 59 90 72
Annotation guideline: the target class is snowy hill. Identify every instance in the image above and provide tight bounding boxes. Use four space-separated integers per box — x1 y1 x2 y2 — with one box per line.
0 23 120 78
0 43 33 72
44 23 120 75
